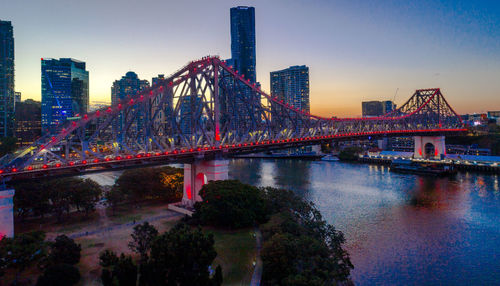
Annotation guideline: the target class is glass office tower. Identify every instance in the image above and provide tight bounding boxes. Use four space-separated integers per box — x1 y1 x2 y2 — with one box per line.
41 58 89 134
0 20 15 137
230 6 256 83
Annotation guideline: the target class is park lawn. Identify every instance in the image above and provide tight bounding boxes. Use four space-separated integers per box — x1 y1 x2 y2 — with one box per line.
206 227 257 286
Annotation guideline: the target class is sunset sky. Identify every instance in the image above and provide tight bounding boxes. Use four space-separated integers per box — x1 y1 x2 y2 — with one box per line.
2 0 500 117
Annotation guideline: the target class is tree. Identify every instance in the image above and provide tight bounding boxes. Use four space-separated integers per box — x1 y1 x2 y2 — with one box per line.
99 250 137 286
0 231 47 281
192 180 269 229
13 181 51 219
128 222 158 263
49 178 77 222
106 186 126 214
259 187 354 285
47 235 81 265
36 263 80 286
159 171 183 200
145 223 221 285
70 178 102 216
113 166 183 204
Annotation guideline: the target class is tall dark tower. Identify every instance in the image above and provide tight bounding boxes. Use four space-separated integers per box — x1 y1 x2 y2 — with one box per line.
0 21 15 137
230 6 256 83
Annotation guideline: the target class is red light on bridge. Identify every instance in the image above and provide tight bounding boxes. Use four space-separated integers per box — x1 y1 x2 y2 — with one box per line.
42 164 48 169
11 168 17 172
146 153 151 157
69 161 75 166
116 156 122 160
27 166 33 171
173 150 178 154
136 154 142 158
93 159 99 163
105 158 111 161
126 155 132 159
107 107 112 113
155 152 160 156
0 170 4 174
164 151 170 155
82 160 87 164
55 163 61 167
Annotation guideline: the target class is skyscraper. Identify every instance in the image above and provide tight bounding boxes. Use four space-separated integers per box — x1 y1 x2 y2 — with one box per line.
0 21 15 137
41 58 89 134
15 99 41 146
362 100 396 117
270 65 310 112
111 72 149 141
230 6 256 83
111 72 149 105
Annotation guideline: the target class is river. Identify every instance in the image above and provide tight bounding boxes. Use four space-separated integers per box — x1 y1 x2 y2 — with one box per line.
85 159 500 285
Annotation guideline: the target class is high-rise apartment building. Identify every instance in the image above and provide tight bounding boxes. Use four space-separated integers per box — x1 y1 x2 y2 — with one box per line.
15 99 41 146
179 95 202 136
362 100 396 117
152 74 165 87
111 72 149 105
14 92 21 104
41 58 89 134
230 6 256 83
270 65 310 112
111 72 149 140
0 21 15 137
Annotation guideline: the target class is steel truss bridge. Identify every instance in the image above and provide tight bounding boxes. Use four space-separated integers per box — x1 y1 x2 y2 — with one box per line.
0 56 466 182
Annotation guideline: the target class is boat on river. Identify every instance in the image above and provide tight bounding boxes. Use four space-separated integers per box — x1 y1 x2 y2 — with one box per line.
321 155 340 161
390 159 456 176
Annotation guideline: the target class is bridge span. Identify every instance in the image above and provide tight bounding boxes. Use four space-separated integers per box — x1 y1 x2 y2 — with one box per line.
0 56 466 237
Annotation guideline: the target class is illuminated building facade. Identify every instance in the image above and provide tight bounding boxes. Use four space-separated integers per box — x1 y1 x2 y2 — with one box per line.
0 20 15 137
15 99 41 146
41 58 89 134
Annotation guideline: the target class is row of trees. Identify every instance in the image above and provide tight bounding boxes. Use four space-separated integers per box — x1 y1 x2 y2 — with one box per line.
106 166 183 212
0 232 83 285
188 180 354 285
13 166 184 221
14 177 102 221
99 222 222 286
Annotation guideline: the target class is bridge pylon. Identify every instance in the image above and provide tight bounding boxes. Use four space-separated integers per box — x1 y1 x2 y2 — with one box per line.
182 159 229 207
0 189 15 238
414 136 446 159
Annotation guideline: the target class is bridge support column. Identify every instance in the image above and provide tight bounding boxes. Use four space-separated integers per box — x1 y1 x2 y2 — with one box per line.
182 160 229 208
0 189 15 238
414 136 446 159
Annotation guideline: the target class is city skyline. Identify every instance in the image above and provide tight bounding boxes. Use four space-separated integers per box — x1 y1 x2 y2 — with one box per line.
2 0 500 116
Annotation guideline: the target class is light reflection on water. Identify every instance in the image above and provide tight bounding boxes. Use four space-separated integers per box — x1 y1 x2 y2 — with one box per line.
228 159 500 285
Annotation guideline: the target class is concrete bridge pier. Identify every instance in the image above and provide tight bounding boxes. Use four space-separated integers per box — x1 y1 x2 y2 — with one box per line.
182 160 229 208
0 189 15 238
414 136 446 159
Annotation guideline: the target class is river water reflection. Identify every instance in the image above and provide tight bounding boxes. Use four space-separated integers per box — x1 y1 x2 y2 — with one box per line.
228 159 500 285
